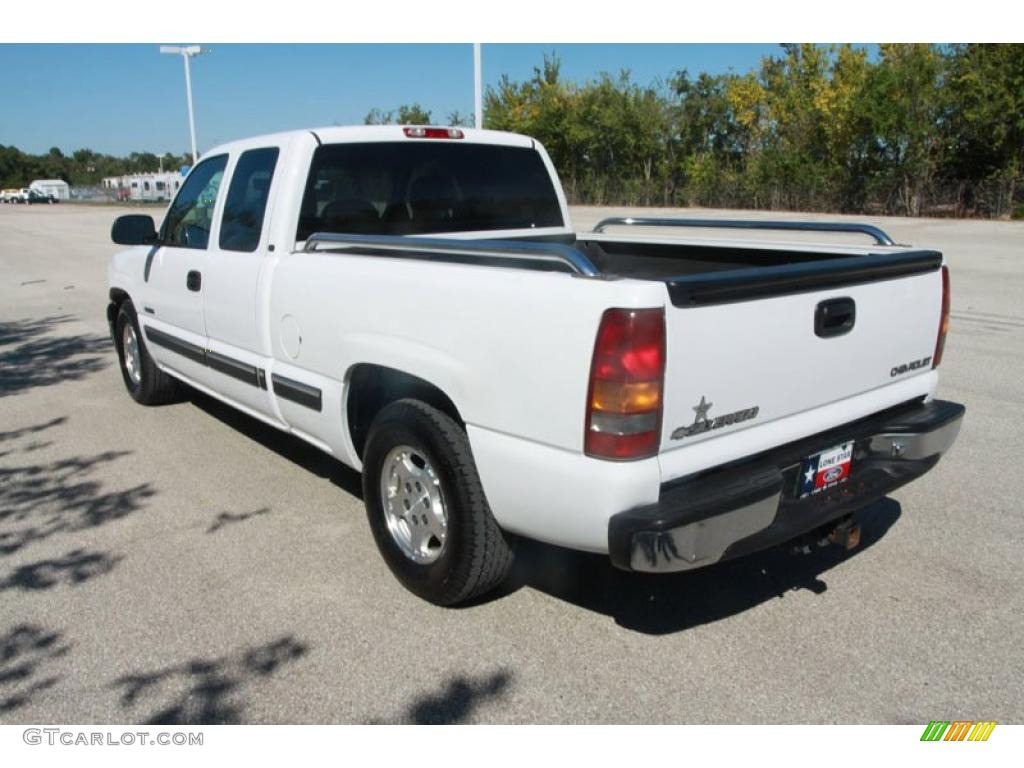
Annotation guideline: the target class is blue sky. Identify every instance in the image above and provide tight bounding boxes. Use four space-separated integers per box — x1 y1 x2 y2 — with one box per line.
0 44 783 156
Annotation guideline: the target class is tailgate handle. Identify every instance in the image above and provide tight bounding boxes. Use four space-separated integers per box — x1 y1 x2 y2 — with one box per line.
815 298 856 338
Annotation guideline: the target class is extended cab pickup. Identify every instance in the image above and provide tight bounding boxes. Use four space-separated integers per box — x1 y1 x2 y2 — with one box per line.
107 126 964 605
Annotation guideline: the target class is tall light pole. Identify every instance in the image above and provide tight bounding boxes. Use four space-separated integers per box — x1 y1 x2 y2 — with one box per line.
160 45 206 165
473 43 483 130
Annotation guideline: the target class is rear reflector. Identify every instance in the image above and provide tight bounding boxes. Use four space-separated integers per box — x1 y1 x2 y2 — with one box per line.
585 308 665 460
403 127 465 139
933 265 950 368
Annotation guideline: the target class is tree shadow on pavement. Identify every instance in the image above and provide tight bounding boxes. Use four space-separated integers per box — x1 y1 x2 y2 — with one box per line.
0 549 123 592
0 315 111 398
187 390 363 500
0 444 155 557
502 498 902 635
367 669 513 724
0 417 68 443
0 624 70 714
111 636 309 724
206 507 272 534
0 417 152 597
404 669 512 724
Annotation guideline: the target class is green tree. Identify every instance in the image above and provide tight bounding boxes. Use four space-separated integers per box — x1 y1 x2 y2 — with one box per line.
861 44 946 215
362 107 391 125
943 43 1024 214
446 110 475 127
669 70 746 206
363 103 433 125
396 104 432 125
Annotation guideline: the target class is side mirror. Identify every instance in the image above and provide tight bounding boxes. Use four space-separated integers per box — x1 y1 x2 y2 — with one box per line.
111 215 158 245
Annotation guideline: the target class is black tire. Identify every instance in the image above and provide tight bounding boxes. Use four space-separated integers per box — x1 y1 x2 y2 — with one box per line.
114 300 179 405
362 399 515 606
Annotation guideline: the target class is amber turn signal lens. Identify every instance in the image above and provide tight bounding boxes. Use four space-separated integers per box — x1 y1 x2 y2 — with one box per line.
590 380 661 414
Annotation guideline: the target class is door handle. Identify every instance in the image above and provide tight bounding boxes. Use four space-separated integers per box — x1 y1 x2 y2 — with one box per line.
186 270 202 292
815 297 856 338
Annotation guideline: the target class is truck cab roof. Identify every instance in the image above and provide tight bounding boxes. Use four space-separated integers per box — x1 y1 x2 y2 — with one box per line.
202 125 536 160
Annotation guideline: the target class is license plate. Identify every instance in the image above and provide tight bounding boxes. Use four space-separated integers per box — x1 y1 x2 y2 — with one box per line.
798 441 854 498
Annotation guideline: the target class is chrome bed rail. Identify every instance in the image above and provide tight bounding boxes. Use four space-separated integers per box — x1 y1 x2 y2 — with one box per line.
304 232 600 276
591 217 897 247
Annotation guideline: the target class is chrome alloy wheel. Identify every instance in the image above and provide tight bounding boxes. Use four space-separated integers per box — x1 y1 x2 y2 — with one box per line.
379 445 448 564
122 323 142 386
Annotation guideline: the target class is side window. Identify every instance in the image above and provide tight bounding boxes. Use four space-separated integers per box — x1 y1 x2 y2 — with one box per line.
161 155 228 249
219 147 280 252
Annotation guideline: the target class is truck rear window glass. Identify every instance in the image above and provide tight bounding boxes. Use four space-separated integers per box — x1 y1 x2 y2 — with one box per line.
296 142 564 240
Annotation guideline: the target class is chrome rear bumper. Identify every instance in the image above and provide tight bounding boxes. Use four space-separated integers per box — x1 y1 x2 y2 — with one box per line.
868 414 963 461
609 399 964 573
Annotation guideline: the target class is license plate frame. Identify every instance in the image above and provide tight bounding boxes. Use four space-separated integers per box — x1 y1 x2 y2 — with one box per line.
797 441 854 498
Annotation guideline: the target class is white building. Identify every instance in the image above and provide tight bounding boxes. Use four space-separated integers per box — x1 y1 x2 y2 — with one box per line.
30 179 71 200
102 171 187 202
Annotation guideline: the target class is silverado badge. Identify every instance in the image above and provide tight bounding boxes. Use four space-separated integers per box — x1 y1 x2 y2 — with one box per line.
671 395 760 440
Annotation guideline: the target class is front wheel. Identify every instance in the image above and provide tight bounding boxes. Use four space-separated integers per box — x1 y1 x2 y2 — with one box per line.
114 300 180 405
361 399 515 606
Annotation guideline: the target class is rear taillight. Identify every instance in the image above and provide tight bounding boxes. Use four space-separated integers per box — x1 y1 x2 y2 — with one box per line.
585 308 665 460
402 127 465 139
933 265 950 368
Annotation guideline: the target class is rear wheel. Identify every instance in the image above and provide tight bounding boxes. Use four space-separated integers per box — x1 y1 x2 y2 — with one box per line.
114 300 179 405
362 399 515 605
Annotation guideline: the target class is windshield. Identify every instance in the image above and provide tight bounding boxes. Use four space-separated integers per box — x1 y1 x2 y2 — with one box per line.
297 141 564 240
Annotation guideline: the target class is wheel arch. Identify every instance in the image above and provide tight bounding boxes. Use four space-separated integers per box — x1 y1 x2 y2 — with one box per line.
107 287 131 338
345 363 464 461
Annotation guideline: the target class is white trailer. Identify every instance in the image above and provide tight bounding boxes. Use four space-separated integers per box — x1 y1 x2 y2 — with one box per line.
30 179 70 200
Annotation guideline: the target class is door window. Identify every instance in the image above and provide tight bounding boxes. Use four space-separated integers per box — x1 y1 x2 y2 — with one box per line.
161 155 228 249
219 147 280 252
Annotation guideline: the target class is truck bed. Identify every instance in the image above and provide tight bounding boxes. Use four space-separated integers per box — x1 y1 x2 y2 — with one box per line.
574 234 942 306
304 216 944 476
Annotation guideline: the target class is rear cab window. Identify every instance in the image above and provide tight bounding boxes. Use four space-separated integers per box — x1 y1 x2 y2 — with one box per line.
219 147 280 252
296 142 564 241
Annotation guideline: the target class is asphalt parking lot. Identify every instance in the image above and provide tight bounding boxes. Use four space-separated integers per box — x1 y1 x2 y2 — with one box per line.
0 203 1021 724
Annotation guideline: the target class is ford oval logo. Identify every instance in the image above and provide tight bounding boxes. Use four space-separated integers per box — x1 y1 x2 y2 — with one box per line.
823 466 844 482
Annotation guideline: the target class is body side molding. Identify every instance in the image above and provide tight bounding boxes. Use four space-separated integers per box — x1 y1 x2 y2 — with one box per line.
272 373 323 412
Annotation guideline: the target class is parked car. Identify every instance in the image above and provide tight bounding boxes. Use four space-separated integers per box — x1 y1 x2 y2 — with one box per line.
27 189 58 204
106 125 964 605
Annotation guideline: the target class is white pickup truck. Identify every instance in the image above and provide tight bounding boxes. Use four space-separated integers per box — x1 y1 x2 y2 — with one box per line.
2 188 31 203
107 125 964 605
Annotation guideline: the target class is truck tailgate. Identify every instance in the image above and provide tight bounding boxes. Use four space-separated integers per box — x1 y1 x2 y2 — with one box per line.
658 258 944 479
